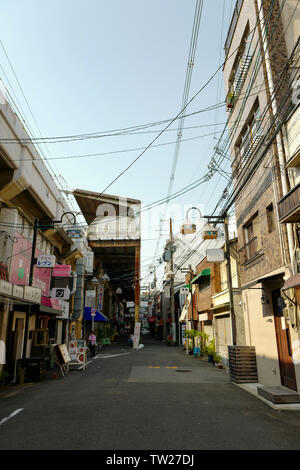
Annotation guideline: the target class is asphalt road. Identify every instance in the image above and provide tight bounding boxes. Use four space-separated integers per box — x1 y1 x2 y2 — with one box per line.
1 336 300 450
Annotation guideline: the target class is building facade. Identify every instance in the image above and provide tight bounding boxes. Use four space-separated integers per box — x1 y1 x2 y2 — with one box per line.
223 0 300 390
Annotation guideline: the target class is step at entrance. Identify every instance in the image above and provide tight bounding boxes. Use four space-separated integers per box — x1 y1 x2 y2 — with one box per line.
257 386 300 404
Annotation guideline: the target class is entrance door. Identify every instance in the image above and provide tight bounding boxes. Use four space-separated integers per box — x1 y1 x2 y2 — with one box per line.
272 290 297 391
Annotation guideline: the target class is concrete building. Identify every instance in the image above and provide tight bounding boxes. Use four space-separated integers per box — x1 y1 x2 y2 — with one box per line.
223 0 300 392
0 83 88 381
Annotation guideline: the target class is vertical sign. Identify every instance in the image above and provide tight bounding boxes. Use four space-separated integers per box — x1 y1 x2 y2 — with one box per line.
98 284 104 311
133 322 141 349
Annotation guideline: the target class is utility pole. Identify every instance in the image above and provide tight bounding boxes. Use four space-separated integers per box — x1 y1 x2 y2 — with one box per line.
224 214 237 345
204 214 237 346
169 218 176 344
20 217 39 384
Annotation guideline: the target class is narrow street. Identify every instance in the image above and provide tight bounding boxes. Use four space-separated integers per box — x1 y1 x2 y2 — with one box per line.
1 337 300 451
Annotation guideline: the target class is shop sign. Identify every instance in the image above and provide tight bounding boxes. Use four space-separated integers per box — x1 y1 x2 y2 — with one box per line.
0 280 13 296
98 284 104 311
56 300 69 320
13 285 24 299
9 232 51 296
52 264 72 277
69 340 87 365
84 252 94 274
85 289 96 307
36 254 56 268
66 229 82 238
126 301 134 308
181 223 196 234
24 286 41 303
180 287 189 295
133 322 141 349
51 287 70 300
206 249 224 262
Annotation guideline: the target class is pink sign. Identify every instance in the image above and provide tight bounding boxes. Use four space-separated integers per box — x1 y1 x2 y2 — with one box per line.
52 264 72 277
9 232 51 297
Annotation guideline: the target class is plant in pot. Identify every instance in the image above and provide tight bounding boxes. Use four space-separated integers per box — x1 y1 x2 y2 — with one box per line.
184 329 200 355
206 339 216 364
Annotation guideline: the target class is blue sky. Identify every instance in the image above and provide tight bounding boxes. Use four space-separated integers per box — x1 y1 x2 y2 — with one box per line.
0 0 235 285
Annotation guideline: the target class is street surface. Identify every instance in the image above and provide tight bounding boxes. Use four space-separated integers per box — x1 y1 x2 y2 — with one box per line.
1 337 300 450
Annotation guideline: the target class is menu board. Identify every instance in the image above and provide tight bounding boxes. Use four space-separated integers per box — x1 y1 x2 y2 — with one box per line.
56 344 71 364
69 340 87 364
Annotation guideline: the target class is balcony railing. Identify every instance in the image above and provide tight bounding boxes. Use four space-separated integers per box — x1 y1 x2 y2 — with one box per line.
226 54 252 112
233 131 263 177
224 0 243 58
278 182 300 223
238 237 262 264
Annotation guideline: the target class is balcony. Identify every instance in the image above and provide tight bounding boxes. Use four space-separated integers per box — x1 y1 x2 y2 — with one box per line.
278 182 300 223
226 54 252 112
238 237 263 265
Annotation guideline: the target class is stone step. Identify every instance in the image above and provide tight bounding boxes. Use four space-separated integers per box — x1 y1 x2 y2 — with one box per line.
257 386 300 404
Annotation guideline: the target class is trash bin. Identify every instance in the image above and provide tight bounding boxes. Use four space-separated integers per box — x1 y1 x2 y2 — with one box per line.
26 358 43 382
16 358 43 383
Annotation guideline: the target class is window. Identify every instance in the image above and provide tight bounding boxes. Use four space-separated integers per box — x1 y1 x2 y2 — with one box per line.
198 275 211 292
266 203 275 233
243 213 262 260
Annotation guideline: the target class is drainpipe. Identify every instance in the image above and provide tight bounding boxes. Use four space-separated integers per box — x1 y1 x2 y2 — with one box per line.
257 0 295 273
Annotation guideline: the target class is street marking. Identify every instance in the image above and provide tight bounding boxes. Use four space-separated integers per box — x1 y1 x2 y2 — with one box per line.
97 353 130 359
149 366 160 369
166 366 178 369
0 408 23 426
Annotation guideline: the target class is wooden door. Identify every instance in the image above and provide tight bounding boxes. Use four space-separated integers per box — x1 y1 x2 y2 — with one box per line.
272 290 297 391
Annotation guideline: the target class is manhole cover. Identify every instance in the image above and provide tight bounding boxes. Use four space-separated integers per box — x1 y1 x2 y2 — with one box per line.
175 369 192 373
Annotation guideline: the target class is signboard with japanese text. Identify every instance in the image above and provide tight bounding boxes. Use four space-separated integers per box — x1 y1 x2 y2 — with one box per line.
133 322 141 349
98 284 104 311
52 265 72 277
9 232 51 297
36 255 56 268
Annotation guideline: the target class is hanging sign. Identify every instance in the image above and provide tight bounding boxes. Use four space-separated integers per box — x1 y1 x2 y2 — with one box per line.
181 223 196 235
51 287 70 300
37 254 56 268
52 265 72 277
203 224 218 240
98 284 104 310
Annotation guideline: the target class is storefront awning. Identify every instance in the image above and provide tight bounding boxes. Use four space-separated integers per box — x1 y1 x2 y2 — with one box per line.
38 296 63 315
84 307 110 322
191 268 211 285
283 274 300 290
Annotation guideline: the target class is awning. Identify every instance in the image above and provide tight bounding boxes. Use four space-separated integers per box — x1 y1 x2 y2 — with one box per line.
179 293 191 322
39 296 62 315
283 274 300 290
84 307 110 322
191 268 211 284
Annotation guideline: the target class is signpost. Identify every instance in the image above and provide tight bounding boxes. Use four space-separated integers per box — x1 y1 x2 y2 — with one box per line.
133 322 141 349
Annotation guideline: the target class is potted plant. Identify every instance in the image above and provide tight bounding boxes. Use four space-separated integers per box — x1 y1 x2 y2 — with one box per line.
184 329 200 355
206 339 216 364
